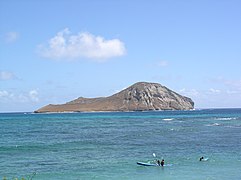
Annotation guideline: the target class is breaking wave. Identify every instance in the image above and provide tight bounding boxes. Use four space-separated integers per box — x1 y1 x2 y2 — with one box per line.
215 117 237 121
206 123 221 127
162 118 174 121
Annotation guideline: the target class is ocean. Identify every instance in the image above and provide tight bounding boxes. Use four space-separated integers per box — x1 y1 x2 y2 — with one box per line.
0 109 241 180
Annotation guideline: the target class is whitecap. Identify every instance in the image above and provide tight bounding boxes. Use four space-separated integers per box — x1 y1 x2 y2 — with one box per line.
206 123 221 126
215 117 237 121
162 118 174 121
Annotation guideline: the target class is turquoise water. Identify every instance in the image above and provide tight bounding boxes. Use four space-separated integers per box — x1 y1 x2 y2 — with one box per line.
1 109 241 179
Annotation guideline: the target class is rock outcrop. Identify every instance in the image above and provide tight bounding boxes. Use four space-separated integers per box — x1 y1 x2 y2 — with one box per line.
35 82 194 113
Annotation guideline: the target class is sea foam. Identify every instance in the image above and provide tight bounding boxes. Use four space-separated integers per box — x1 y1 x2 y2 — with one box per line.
162 118 174 121
215 117 237 121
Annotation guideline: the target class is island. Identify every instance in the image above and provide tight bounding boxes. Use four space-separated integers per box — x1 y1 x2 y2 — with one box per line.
34 82 194 113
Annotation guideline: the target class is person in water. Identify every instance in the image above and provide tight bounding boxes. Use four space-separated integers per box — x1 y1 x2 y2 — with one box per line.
157 159 161 166
200 157 204 161
161 159 164 166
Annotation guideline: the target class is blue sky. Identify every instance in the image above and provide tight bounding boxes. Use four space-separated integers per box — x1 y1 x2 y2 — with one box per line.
0 0 241 112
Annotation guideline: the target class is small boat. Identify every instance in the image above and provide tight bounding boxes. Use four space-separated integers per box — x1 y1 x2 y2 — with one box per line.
137 162 158 166
137 161 173 167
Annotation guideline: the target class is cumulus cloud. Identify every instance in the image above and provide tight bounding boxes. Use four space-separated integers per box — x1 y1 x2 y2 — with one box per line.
209 88 221 94
179 86 241 108
209 77 241 93
0 71 17 80
38 28 126 61
0 90 10 98
5 32 19 43
0 89 39 103
29 90 39 102
180 88 200 97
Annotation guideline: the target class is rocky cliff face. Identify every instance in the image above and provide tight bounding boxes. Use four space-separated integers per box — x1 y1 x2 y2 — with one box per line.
35 82 194 113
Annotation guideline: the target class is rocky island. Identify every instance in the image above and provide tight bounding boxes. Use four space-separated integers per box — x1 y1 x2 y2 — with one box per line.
35 82 194 113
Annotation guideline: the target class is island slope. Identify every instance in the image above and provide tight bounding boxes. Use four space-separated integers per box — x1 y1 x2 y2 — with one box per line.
35 82 194 113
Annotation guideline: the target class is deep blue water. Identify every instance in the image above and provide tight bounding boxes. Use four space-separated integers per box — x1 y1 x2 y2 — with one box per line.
0 109 241 179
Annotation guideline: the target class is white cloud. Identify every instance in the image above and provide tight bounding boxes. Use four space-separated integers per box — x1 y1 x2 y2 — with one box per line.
209 77 241 91
29 90 39 102
226 90 238 94
0 89 39 103
38 28 126 61
179 88 200 97
0 90 10 98
209 88 221 94
5 32 19 43
179 86 241 108
156 60 168 67
0 71 16 80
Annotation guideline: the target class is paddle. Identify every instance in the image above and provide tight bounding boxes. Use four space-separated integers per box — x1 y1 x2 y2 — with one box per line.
153 153 158 164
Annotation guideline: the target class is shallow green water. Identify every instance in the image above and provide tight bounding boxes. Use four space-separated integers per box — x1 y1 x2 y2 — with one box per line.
1 109 241 179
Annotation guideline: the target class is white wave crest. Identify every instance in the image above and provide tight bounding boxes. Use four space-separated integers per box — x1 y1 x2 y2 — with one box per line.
163 118 174 121
206 123 221 127
215 117 237 121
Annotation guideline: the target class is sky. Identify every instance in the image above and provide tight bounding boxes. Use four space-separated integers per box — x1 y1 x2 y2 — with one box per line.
0 0 241 112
